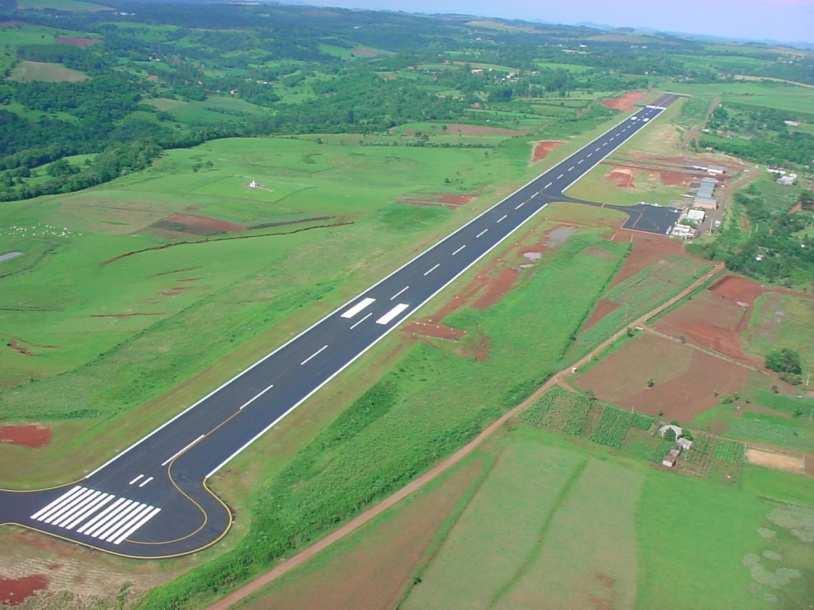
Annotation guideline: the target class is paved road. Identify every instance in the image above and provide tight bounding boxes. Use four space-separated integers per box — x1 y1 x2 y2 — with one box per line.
0 94 677 558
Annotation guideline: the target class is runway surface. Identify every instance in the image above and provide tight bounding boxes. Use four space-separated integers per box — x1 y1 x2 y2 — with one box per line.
0 94 678 557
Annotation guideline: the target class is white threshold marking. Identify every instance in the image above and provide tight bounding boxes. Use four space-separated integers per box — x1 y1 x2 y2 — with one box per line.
376 303 409 325
80 499 133 536
496 214 507 224
40 488 94 524
31 487 81 521
349 311 372 329
102 504 152 543
390 285 409 300
94 502 142 540
138 477 154 488
112 507 161 545
51 490 102 526
452 245 466 256
161 434 205 466
64 494 113 530
424 263 440 276
128 474 144 486
544 182 552 189
341 297 375 319
300 345 328 366
238 383 274 410
476 228 488 238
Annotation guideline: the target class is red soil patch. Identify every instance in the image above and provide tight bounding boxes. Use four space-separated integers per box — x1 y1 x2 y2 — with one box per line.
708 275 766 305
150 213 245 236
658 170 693 187
583 299 620 330
601 91 645 113
576 333 749 421
56 36 100 48
654 275 773 367
532 140 563 162
606 167 634 188
403 320 465 340
0 424 52 448
472 268 520 309
610 229 686 286
0 575 48 606
438 194 475 206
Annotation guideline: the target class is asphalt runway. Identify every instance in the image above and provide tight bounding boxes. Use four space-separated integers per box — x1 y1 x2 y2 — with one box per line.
0 94 678 558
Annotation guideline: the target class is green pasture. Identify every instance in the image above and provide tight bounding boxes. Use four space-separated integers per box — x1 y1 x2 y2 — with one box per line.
667 81 814 115
17 0 111 11
9 60 89 82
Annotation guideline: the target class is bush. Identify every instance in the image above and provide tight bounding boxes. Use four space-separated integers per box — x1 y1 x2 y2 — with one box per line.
765 348 802 375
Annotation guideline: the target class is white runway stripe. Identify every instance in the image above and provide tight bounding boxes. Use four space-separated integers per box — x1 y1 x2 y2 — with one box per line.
94 502 144 540
82 499 135 537
77 497 127 534
349 312 372 330
30 486 81 521
376 303 409 325
341 297 375 319
51 490 102 527
101 504 152 542
64 494 113 530
128 474 144 485
112 507 161 545
40 487 95 524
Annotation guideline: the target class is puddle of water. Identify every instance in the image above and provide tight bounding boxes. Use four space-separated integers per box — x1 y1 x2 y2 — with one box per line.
0 251 23 264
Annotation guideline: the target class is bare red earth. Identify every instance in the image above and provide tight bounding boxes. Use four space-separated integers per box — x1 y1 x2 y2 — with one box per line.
601 91 645 112
583 298 620 330
402 321 465 340
472 268 520 309
0 575 48 606
151 213 246 236
532 140 563 162
611 230 686 286
437 194 475 206
56 36 100 48
0 424 52 448
606 168 634 188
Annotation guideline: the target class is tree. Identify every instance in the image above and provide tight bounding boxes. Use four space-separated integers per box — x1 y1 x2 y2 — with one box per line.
765 348 802 375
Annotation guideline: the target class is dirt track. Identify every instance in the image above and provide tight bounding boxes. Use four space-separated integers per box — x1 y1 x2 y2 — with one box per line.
207 262 725 610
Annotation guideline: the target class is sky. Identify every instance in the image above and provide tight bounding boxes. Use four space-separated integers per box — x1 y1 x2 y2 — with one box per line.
304 0 814 43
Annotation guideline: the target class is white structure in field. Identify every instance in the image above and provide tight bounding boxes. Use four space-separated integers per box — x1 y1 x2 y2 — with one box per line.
687 209 706 223
248 179 258 189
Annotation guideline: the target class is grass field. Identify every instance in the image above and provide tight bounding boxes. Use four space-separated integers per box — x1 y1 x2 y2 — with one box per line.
8 60 89 83
233 412 813 610
666 80 814 115
744 291 814 374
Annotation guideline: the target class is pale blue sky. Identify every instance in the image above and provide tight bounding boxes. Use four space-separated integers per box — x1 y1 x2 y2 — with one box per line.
306 0 814 43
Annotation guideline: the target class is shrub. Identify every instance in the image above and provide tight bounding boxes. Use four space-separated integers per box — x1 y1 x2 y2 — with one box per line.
765 348 802 375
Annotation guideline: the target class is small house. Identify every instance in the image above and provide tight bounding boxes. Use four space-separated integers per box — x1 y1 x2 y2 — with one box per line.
662 448 681 468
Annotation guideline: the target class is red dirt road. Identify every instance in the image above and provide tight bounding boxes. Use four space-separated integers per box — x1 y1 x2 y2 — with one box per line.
0 425 52 448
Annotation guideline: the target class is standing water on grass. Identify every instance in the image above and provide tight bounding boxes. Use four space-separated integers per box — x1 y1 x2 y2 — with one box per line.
0 251 23 264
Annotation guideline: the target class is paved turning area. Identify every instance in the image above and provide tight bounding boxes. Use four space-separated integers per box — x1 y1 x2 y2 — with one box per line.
0 95 678 558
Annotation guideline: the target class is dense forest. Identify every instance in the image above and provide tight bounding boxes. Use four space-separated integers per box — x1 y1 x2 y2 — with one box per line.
1 0 813 201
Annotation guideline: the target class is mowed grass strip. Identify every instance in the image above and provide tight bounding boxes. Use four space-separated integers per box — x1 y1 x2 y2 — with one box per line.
401 440 586 610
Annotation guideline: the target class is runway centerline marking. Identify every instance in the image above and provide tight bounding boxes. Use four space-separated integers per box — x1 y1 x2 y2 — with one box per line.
544 182 552 189
476 228 488 238
349 312 372 330
452 245 466 256
424 263 440 276
556 173 563 179
531 192 539 199
161 434 205 466
390 286 409 300
496 214 507 224
376 303 410 325
300 345 328 366
514 201 525 210
238 383 275 411
128 475 144 486
137 476 154 488
340 297 375 319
